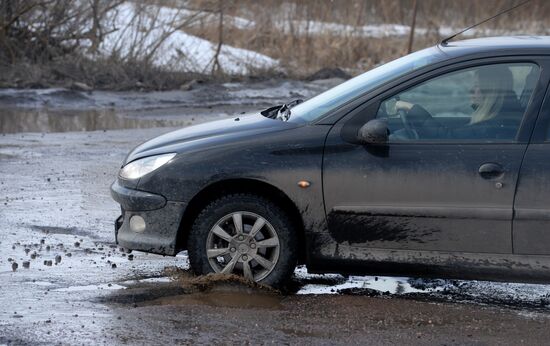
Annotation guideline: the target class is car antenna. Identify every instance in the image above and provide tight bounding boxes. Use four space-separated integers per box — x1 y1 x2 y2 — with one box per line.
440 0 531 46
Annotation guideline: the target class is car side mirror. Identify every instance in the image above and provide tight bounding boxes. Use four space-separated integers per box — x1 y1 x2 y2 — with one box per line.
357 119 389 144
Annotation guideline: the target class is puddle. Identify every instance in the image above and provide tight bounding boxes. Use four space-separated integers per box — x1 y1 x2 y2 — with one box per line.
146 288 282 309
0 108 191 134
103 270 281 309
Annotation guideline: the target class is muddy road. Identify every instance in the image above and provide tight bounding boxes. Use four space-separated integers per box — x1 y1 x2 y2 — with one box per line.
2 80 550 345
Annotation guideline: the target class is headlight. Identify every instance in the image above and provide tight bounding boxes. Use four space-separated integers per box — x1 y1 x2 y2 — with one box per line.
120 153 176 180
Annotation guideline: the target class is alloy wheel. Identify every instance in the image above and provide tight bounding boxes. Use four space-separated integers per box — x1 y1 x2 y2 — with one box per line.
206 211 280 281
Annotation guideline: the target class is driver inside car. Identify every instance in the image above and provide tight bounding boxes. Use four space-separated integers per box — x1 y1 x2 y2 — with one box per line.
391 65 523 141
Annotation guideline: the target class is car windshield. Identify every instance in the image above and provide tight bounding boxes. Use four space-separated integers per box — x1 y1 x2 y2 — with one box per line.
288 47 446 123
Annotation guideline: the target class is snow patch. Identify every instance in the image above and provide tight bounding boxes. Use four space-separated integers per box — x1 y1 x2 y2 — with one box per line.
275 20 481 38
98 3 278 75
294 266 432 295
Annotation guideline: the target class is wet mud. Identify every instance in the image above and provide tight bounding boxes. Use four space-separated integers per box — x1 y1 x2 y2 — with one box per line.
104 269 281 309
111 280 282 310
0 79 338 134
404 278 550 312
100 266 550 314
327 212 437 244
2 82 550 344
91 272 550 345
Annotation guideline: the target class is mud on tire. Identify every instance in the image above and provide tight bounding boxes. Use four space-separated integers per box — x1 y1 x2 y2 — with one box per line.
187 193 298 288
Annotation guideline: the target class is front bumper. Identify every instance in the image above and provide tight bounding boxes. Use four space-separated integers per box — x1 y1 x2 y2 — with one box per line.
111 180 186 256
111 179 167 211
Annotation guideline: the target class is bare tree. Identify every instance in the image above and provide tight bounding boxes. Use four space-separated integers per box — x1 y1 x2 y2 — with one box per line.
407 0 418 54
211 0 224 75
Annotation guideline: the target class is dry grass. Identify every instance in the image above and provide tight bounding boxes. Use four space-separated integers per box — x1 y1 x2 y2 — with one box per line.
2 0 550 89
187 24 423 78
186 0 550 77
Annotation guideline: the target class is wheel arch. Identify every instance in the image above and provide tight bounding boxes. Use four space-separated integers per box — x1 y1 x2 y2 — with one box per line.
176 178 307 263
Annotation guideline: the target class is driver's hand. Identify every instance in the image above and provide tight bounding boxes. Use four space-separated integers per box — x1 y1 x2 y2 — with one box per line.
395 100 414 112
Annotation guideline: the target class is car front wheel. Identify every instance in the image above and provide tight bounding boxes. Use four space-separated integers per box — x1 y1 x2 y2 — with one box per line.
188 193 298 288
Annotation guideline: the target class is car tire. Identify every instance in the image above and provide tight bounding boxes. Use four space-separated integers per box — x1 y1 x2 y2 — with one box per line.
188 193 298 288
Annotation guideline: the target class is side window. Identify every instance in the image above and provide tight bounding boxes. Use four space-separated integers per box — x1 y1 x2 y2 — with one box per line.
376 63 539 142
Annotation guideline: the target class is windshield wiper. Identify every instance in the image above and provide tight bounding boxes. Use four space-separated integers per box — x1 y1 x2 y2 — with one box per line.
260 99 303 121
276 99 303 121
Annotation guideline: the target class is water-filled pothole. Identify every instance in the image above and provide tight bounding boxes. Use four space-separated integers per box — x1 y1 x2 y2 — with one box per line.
0 108 191 134
103 270 282 310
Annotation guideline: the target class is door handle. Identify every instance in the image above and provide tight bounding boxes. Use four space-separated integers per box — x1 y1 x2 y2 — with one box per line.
478 162 504 180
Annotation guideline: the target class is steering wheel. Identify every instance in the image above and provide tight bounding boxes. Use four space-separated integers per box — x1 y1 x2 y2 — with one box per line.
398 109 419 140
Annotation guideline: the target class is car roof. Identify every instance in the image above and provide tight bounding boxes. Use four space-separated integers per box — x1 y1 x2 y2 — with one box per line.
437 36 550 58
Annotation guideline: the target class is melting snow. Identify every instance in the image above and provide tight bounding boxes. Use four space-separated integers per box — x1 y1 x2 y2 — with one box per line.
120 277 173 285
294 266 435 295
262 18 480 38
53 283 126 292
98 3 278 75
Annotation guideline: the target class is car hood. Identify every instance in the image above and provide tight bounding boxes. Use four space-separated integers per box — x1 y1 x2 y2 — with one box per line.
123 113 300 164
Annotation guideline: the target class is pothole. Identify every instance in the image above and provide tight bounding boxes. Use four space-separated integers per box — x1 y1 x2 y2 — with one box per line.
101 268 282 310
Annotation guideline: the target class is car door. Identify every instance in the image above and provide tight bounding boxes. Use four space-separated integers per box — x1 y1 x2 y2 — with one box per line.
513 71 550 255
323 59 545 256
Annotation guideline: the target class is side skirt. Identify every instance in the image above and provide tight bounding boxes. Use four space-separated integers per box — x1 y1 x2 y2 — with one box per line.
307 244 550 284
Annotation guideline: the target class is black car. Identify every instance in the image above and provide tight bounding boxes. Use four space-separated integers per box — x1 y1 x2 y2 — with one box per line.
112 36 550 287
